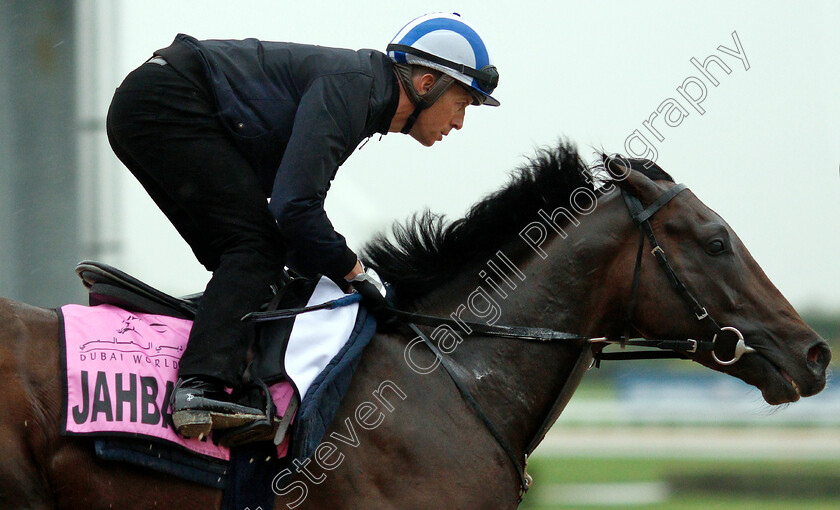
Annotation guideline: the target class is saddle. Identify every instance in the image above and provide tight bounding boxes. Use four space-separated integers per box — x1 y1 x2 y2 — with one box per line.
76 260 200 320
73 260 307 446
66 260 377 504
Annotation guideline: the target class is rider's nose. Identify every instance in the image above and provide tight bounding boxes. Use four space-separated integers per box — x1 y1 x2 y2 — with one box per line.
452 114 464 130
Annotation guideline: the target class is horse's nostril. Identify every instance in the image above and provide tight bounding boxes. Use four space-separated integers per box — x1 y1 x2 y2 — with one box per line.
807 342 831 372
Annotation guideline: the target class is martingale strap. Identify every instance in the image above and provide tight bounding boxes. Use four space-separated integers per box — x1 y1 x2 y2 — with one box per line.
407 323 533 499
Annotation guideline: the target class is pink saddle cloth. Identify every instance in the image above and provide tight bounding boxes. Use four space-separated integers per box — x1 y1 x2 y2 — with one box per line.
60 303 294 460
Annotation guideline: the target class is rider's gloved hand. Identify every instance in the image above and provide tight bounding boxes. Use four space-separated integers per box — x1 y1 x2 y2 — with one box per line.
349 265 394 324
350 265 386 303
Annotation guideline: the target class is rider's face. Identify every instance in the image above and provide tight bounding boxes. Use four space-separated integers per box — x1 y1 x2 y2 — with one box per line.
409 83 472 147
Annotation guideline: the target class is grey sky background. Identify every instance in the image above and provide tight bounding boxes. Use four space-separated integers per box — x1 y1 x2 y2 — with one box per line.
95 1 839 311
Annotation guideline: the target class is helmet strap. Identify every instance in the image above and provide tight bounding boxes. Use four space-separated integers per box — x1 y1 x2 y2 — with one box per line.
394 64 455 134
401 105 424 135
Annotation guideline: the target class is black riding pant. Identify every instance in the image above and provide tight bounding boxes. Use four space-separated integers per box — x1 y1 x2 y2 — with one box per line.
106 61 286 386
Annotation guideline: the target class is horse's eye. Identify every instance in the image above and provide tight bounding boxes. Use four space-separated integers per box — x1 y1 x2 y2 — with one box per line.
707 239 727 255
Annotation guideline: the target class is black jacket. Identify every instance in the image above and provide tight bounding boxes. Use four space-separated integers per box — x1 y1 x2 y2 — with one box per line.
156 34 399 283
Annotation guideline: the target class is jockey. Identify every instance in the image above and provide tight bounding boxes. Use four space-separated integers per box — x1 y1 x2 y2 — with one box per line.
106 12 499 441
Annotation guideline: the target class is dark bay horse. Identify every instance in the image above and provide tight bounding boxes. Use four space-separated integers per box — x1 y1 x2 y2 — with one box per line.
0 143 830 508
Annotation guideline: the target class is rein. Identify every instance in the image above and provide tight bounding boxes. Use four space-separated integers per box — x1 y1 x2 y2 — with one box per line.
244 181 755 500
376 183 753 365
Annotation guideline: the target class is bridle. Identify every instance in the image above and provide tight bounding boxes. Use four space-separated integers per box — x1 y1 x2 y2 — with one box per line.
595 182 756 366
387 182 755 364
384 181 756 499
246 180 756 500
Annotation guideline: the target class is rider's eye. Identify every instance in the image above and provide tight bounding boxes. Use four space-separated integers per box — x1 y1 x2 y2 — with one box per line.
706 239 727 255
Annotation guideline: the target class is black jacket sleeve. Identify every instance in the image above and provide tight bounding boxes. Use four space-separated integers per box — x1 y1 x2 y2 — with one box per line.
268 72 371 283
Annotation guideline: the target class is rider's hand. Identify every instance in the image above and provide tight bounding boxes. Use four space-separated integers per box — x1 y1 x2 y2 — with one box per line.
347 265 393 322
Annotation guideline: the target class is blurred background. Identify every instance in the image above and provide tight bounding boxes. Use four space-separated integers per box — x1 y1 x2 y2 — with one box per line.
1 1 837 507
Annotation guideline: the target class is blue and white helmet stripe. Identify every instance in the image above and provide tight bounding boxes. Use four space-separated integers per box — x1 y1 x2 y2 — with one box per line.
388 13 499 106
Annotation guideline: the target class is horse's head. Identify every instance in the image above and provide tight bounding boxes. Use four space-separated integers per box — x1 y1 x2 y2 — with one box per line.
604 157 830 405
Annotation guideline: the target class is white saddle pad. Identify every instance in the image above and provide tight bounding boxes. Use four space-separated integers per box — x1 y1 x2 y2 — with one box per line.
284 276 360 398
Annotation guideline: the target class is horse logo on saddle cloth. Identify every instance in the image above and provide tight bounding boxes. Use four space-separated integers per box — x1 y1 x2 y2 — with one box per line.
59 260 377 487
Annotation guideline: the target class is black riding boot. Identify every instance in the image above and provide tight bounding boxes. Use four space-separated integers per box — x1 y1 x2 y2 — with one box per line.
170 376 267 439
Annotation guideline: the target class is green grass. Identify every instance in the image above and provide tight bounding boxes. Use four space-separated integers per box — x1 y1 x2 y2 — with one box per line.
615 497 840 510
520 456 840 509
523 496 840 510
528 457 840 482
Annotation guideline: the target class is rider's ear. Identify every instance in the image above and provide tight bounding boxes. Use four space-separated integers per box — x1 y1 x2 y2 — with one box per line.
414 73 436 94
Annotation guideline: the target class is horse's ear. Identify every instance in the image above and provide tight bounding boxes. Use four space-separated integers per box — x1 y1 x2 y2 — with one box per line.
605 155 664 202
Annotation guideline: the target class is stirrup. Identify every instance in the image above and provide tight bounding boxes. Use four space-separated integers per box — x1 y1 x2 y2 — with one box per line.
173 406 268 439
172 409 214 439
171 376 267 438
216 390 300 448
215 414 275 448
212 378 275 447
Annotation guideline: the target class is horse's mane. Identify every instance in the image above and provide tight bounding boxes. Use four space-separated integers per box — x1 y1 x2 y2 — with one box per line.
362 141 673 304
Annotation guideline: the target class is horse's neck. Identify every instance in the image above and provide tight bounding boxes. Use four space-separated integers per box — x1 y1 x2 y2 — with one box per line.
408 239 615 455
